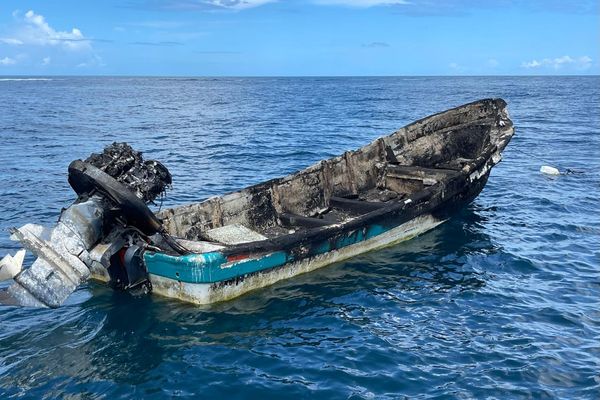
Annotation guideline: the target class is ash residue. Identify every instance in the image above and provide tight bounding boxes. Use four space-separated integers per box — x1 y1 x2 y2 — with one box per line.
85 142 172 203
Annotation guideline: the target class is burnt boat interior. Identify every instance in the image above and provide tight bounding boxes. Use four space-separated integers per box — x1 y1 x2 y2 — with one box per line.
158 99 511 250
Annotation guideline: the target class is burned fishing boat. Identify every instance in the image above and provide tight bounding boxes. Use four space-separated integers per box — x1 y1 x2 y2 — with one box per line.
0 99 514 307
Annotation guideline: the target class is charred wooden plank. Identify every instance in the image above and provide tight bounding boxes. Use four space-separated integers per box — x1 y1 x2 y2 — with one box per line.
386 165 461 179
279 212 331 228
435 159 472 171
329 196 388 214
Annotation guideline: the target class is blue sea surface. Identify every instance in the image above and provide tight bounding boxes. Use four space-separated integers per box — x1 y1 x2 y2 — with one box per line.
0 76 599 399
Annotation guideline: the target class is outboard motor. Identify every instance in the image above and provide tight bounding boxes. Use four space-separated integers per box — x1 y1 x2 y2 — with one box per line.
1 143 184 307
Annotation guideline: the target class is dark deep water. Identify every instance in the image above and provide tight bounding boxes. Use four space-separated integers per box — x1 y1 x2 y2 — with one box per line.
0 76 599 399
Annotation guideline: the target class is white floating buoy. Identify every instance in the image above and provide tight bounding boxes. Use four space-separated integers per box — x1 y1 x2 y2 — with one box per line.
0 249 26 281
540 165 560 176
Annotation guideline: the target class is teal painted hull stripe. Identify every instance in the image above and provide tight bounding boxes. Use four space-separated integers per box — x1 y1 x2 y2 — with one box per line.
144 251 288 284
144 223 392 284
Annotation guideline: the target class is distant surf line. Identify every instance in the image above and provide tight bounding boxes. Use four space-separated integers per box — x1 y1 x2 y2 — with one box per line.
0 78 54 81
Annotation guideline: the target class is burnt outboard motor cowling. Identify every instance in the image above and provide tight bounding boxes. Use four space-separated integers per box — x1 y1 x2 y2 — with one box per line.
2 143 175 308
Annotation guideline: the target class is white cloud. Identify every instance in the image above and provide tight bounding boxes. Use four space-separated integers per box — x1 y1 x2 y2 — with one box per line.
160 0 277 10
522 60 541 68
208 0 275 9
2 10 92 51
314 0 408 7
76 54 105 68
579 55 593 68
362 41 391 48
0 38 24 45
487 58 499 68
0 11 103 70
448 62 468 74
0 56 17 65
521 55 593 70
167 0 407 8
146 0 409 10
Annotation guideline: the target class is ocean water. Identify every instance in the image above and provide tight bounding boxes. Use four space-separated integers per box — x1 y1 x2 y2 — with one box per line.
0 76 598 399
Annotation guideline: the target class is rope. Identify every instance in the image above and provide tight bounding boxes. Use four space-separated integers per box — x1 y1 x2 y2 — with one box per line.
157 191 165 212
510 147 585 175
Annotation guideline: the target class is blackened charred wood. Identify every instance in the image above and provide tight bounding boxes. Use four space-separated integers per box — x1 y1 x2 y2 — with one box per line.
279 212 332 228
386 165 461 179
329 196 388 214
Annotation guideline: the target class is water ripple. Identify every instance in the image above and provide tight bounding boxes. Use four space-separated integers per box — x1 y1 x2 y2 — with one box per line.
0 76 599 399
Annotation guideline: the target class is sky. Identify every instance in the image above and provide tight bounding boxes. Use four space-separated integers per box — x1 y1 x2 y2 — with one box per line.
0 0 598 76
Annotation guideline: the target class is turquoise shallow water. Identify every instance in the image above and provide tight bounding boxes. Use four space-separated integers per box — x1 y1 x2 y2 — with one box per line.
0 76 599 399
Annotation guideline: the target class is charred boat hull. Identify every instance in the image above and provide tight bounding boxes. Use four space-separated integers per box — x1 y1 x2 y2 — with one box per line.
145 214 445 304
118 99 512 305
3 98 513 307
135 151 496 304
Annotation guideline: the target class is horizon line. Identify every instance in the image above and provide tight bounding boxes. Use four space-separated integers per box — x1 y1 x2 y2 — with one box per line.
1 74 599 78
